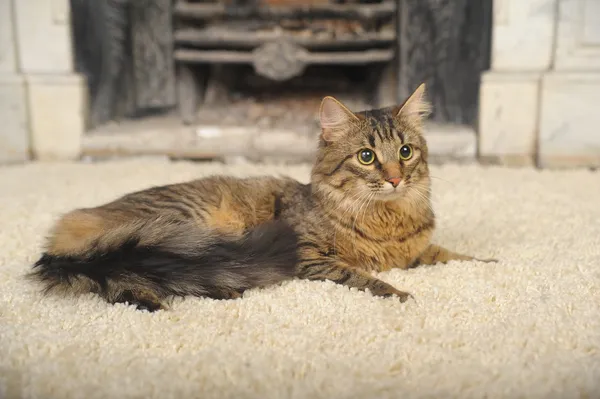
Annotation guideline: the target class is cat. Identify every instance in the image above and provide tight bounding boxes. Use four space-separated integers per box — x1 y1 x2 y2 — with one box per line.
28 83 494 311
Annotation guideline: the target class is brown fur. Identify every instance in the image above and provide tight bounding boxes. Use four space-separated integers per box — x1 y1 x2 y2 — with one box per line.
29 83 495 311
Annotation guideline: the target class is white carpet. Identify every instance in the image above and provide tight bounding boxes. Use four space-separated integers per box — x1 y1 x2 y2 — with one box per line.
1 157 599 399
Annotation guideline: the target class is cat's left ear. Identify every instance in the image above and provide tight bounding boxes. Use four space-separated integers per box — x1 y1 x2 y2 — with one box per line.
319 96 360 142
394 83 432 125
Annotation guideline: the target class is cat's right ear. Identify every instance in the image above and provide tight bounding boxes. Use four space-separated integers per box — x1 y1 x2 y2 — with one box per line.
319 96 359 142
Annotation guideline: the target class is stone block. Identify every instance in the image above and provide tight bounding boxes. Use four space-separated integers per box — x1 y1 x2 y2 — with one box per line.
0 0 18 73
538 72 600 168
13 0 74 73
478 72 540 164
491 0 557 71
0 74 30 163
27 74 87 161
252 130 316 158
424 123 476 162
553 0 600 70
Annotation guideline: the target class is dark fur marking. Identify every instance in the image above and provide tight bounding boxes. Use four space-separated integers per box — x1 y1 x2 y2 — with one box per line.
396 129 405 143
299 260 330 269
126 200 158 215
346 165 370 179
375 127 385 142
154 202 196 219
300 258 327 263
298 241 321 250
301 266 333 279
396 220 435 243
299 183 312 197
322 248 335 257
273 195 283 219
368 134 376 148
333 177 352 189
327 211 378 241
335 269 353 284
385 115 396 140
411 156 422 171
374 160 383 172
326 154 353 176
368 116 378 130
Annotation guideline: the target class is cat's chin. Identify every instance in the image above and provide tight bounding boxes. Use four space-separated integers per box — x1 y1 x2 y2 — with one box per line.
374 190 406 202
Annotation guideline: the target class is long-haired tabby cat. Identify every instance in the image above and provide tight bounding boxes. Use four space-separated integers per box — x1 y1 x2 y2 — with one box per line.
29 84 493 311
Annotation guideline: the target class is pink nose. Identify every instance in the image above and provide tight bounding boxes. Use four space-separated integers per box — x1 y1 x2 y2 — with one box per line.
387 177 402 188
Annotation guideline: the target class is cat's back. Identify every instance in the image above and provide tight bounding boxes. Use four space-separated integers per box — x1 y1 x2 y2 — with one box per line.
115 174 301 205
98 174 304 234
183 174 297 198
184 174 305 233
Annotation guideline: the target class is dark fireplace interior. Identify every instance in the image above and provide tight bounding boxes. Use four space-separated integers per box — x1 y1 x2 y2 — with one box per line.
70 0 492 151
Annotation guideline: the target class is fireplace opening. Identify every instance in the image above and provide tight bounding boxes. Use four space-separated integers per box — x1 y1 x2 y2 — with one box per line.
172 0 398 126
183 63 383 136
70 0 492 161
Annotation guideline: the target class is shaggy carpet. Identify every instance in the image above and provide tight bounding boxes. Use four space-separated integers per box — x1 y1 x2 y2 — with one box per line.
0 157 599 399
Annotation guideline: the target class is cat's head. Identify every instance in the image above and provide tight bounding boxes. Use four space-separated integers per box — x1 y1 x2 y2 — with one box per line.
311 84 432 204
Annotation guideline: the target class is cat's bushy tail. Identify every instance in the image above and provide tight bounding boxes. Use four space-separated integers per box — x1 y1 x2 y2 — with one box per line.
28 218 299 310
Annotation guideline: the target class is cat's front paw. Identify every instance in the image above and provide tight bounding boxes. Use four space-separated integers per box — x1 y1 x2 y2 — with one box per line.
385 290 413 303
370 281 413 302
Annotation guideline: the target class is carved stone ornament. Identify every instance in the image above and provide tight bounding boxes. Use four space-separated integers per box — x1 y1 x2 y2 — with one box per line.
252 40 308 81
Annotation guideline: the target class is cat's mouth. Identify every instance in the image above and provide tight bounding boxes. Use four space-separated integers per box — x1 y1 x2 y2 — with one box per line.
372 181 408 200
365 178 428 202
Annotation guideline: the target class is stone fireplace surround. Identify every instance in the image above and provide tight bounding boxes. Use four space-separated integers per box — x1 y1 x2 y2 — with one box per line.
1 0 599 168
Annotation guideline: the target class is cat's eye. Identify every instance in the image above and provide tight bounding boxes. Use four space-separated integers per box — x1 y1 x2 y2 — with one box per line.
357 149 375 165
398 145 413 161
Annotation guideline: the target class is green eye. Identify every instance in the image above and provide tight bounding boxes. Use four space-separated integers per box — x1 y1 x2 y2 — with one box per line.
358 149 375 165
398 145 413 161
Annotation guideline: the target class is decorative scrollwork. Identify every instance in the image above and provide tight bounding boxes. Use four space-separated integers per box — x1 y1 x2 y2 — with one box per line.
252 40 308 82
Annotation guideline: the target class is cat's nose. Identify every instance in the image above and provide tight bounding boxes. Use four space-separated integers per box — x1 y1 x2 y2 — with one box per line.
387 177 402 188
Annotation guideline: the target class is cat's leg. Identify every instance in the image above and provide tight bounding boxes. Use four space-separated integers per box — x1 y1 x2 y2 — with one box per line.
296 248 412 302
410 244 497 268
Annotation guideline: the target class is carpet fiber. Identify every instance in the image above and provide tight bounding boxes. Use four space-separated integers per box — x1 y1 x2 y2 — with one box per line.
1 157 599 399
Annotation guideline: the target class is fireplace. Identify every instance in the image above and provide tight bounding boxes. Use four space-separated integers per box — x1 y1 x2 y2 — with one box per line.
6 0 600 167
70 0 492 161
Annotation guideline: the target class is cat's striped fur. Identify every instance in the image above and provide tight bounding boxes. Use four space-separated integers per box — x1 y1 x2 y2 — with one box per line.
29 84 493 311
